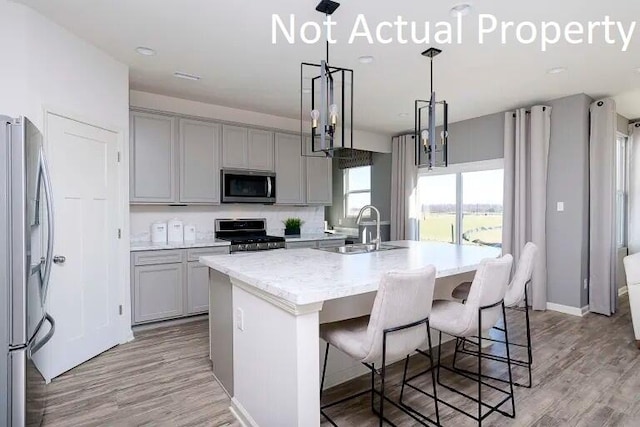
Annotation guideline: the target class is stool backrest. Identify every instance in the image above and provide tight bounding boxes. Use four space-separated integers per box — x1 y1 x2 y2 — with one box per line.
504 242 538 307
460 255 513 336
362 266 436 365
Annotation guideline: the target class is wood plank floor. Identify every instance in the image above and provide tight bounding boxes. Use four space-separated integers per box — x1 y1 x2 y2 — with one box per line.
43 296 640 427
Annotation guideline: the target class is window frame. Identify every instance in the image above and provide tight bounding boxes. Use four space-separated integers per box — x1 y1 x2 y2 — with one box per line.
616 132 629 248
343 165 372 219
417 159 504 245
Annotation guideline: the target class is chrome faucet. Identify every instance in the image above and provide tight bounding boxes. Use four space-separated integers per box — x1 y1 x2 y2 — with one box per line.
356 205 381 250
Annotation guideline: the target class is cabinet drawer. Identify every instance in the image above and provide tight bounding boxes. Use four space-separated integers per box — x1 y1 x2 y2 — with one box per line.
285 241 318 249
187 246 230 262
317 239 345 248
133 250 184 266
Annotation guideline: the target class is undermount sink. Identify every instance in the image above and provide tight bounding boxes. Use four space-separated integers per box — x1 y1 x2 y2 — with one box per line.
316 243 406 255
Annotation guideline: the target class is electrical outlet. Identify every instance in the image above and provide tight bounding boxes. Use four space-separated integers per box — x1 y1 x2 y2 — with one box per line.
583 279 588 290
557 202 564 212
236 308 244 331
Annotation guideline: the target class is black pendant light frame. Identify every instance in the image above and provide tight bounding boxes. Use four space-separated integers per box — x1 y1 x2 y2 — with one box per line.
415 47 448 168
301 0 354 159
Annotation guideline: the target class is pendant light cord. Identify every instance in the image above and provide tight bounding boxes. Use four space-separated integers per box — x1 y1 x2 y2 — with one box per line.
430 57 434 94
325 13 330 64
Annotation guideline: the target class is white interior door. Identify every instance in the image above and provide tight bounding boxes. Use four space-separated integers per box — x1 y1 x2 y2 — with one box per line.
39 113 121 380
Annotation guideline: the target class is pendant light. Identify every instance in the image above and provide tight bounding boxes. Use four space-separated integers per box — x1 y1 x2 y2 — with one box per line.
415 47 448 168
301 0 354 158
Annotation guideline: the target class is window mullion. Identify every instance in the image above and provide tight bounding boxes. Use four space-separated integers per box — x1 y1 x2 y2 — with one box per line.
456 172 463 245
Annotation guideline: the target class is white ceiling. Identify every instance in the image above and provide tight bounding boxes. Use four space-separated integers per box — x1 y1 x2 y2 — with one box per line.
18 0 640 133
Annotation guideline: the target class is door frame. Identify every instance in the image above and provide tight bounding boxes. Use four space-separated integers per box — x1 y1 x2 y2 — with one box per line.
42 106 133 346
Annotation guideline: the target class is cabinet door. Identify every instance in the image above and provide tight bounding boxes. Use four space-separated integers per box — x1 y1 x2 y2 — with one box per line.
247 129 274 171
275 133 305 205
221 125 248 169
305 137 333 205
130 112 177 203
179 119 220 204
187 262 210 315
133 263 184 323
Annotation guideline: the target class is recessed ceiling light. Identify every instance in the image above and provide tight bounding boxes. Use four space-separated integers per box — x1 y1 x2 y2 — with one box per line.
173 72 201 81
358 55 375 64
547 67 567 75
135 46 156 56
450 3 472 17
398 113 409 118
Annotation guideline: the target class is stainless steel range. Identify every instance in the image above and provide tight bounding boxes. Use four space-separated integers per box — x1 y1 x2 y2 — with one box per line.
215 219 285 253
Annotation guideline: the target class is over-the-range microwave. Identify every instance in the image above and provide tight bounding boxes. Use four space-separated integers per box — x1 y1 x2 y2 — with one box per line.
221 169 276 204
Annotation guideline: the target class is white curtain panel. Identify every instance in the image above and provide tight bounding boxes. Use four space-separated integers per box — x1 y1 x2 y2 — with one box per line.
589 98 618 316
502 106 551 311
629 122 640 255
390 135 419 241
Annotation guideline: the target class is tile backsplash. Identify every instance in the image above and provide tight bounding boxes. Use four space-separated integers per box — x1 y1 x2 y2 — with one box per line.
130 205 325 242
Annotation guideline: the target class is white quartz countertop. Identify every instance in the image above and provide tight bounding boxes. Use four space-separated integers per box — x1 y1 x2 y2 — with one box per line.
130 239 231 252
271 233 348 243
200 241 501 305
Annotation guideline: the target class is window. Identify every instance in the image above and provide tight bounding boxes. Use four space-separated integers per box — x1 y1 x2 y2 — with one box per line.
616 134 628 248
344 166 371 217
417 161 504 248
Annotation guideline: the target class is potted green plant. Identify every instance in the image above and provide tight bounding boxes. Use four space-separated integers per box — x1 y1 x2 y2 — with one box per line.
283 217 303 236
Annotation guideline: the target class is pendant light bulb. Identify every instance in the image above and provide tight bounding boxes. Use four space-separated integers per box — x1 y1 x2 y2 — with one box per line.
421 129 430 145
329 104 338 126
311 109 320 129
440 130 448 144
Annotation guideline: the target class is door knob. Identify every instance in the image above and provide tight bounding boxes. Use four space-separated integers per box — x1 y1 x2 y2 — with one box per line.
53 255 66 265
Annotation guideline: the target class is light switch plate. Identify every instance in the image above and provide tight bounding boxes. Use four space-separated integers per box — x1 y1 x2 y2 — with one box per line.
557 202 564 212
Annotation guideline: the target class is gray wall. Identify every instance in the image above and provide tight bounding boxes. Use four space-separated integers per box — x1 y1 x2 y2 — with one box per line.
546 94 593 308
447 112 505 164
326 152 392 227
617 114 630 135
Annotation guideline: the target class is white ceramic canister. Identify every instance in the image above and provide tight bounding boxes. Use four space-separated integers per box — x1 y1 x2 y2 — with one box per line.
184 224 196 242
167 218 184 243
151 222 167 244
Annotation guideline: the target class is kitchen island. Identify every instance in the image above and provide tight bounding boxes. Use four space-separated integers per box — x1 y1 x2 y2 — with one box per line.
200 240 500 427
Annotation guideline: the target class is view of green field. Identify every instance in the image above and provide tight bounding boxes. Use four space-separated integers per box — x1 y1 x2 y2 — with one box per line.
420 213 502 247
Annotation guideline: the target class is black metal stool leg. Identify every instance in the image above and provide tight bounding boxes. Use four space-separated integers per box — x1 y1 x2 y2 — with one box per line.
502 303 516 417
478 307 483 426
524 286 533 388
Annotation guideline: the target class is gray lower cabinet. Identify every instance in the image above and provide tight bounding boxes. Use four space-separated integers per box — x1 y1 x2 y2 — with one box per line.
131 246 230 325
133 263 184 323
187 262 210 314
179 119 220 204
130 112 177 203
275 133 305 204
285 239 345 249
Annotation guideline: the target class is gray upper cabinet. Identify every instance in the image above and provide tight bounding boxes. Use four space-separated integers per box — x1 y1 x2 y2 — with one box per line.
179 119 220 204
275 133 305 205
304 137 332 205
247 129 274 171
221 125 248 169
222 125 274 171
130 112 177 203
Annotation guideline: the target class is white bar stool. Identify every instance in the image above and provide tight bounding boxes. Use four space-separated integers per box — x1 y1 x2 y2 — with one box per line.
319 266 439 426
452 243 538 388
423 255 515 425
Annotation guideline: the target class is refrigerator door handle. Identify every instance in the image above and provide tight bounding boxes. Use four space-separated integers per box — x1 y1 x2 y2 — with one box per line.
39 149 55 306
29 313 55 357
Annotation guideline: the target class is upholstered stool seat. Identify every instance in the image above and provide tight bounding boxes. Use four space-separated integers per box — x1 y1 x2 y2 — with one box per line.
319 267 440 426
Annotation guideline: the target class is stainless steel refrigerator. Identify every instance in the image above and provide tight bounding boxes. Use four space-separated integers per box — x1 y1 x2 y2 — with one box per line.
1 116 56 427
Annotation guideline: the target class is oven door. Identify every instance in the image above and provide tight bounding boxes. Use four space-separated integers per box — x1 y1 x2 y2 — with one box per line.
221 170 275 204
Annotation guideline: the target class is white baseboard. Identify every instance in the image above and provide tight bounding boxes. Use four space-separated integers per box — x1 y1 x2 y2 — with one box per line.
619 286 629 297
546 302 589 317
131 314 208 332
230 397 258 427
